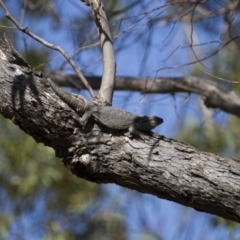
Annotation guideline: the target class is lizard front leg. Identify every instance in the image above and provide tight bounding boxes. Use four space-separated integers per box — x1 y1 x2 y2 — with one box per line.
128 125 140 136
70 111 92 128
79 111 93 127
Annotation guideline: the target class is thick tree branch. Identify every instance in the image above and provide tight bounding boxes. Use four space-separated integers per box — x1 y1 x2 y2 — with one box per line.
1 37 240 223
83 0 116 103
45 71 240 119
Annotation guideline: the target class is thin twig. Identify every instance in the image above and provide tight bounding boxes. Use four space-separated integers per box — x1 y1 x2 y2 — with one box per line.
0 0 95 98
199 66 239 83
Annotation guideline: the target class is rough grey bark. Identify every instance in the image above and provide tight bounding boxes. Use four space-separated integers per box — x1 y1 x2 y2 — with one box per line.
1 37 240 223
45 71 240 119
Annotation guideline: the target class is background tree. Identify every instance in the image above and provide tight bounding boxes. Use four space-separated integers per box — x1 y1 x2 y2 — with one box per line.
0 0 240 239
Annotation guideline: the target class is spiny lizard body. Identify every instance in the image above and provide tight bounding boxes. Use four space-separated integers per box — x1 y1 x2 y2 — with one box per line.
47 78 163 136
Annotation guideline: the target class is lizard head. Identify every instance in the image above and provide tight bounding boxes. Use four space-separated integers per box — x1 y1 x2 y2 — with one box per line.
136 115 163 131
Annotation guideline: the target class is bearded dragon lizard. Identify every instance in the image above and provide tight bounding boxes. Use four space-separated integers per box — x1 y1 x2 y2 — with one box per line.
47 78 163 136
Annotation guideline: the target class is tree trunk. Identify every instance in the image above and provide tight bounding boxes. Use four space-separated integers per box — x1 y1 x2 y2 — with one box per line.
1 37 240 223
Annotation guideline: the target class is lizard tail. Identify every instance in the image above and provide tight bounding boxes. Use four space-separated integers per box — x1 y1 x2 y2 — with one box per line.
47 78 86 112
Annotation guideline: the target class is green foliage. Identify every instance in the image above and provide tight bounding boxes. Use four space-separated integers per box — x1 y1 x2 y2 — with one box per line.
211 46 240 95
177 116 240 159
21 48 50 71
0 116 126 239
0 18 16 41
211 217 239 239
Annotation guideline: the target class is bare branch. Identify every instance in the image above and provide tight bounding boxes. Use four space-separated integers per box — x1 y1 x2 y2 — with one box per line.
83 0 116 103
0 0 95 98
45 71 240 119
